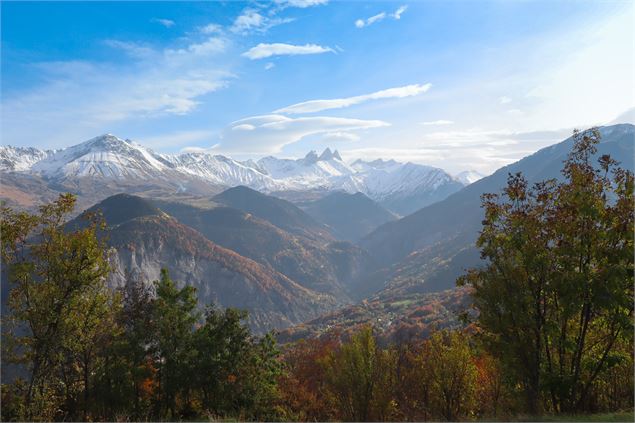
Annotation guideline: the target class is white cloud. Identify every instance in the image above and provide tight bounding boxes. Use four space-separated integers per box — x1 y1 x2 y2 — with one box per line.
166 37 227 57
152 18 175 28
138 130 216 149
392 5 408 19
104 40 155 59
219 114 389 154
232 124 256 131
322 131 360 141
421 120 454 126
1 33 234 146
499 96 512 104
356 5 407 28
199 23 223 34
275 83 431 114
231 9 264 33
341 127 573 174
356 12 385 28
264 62 275 70
181 143 220 153
230 8 293 34
242 43 334 60
274 0 328 8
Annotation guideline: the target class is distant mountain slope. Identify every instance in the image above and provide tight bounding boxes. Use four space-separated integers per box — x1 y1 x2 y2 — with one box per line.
350 159 465 215
155 200 374 300
0 146 53 172
299 191 397 241
213 185 335 243
80 193 164 226
277 287 473 345
361 124 635 294
71 194 337 333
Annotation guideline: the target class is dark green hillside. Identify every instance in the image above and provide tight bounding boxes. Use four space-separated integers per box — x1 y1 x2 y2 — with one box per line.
300 191 396 241
156 200 374 299
213 185 335 243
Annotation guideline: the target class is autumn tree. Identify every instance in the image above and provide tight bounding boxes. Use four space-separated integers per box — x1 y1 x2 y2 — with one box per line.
322 326 396 421
459 128 634 414
421 331 478 421
1 194 112 420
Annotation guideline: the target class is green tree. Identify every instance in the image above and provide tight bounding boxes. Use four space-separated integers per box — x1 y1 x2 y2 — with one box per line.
421 331 478 421
191 306 252 415
91 273 154 420
459 128 634 414
322 326 396 421
1 194 111 420
150 268 199 418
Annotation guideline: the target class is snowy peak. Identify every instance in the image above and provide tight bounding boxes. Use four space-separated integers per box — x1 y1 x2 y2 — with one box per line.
31 134 171 179
303 150 319 164
455 170 485 185
319 147 342 161
2 135 464 214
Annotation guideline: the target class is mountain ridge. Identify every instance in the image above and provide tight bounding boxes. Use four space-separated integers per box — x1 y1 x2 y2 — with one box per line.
1 134 466 214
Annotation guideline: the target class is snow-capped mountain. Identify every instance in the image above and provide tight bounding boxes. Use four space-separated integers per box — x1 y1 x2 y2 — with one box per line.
348 159 464 215
257 148 362 191
30 135 173 180
1 134 464 214
454 170 485 185
165 153 284 192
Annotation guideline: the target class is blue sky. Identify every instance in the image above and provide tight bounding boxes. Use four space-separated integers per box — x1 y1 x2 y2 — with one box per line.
1 0 633 173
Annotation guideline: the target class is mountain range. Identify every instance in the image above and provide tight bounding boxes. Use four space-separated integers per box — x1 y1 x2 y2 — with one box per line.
2 124 633 337
0 134 473 215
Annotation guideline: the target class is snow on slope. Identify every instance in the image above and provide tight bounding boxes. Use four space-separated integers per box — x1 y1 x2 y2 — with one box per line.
31 134 172 180
454 170 485 185
166 153 285 192
350 160 453 200
257 148 361 191
0 146 53 172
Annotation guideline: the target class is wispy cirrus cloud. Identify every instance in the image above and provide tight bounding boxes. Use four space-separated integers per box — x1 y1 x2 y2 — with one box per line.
218 114 389 154
355 5 407 28
152 18 175 28
242 43 334 60
499 96 512 104
103 40 155 59
165 37 227 57
138 130 217 149
198 23 223 34
421 120 454 126
230 8 294 34
2 34 233 147
274 0 328 8
275 83 431 114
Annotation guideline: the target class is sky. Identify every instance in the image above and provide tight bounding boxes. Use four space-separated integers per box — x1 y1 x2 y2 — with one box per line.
1 0 634 174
